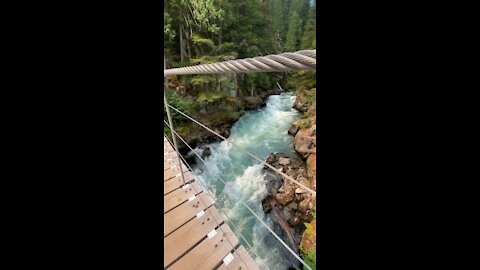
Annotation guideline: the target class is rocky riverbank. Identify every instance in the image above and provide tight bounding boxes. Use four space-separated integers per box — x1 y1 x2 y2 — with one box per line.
261 87 317 260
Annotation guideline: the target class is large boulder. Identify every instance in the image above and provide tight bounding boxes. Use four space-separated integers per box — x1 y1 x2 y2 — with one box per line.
294 128 314 155
288 119 302 135
298 197 313 214
202 147 211 157
306 154 316 190
288 118 313 136
274 191 295 206
243 96 264 109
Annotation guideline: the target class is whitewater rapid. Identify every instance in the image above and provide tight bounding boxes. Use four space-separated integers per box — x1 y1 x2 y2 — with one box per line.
190 92 302 270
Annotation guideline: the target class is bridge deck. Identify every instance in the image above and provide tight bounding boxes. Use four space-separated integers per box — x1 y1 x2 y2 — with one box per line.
164 136 259 270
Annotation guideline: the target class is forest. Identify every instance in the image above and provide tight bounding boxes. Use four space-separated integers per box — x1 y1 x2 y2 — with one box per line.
164 1 316 269
164 0 316 147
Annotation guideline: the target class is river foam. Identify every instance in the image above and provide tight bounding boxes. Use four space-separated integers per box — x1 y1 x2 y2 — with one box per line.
190 92 301 270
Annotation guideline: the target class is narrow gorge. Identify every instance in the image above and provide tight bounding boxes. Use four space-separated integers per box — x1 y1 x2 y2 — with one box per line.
182 88 316 270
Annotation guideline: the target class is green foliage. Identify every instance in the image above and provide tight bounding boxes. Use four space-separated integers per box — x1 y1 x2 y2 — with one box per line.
189 0 224 33
164 0 316 112
297 118 313 129
164 11 176 40
287 70 316 91
164 126 171 138
304 222 314 235
312 204 316 219
190 75 216 86
164 90 196 122
285 11 302 52
191 34 215 49
300 3 316 50
299 230 317 270
197 90 225 103
302 247 316 270
171 59 192 68
225 110 244 122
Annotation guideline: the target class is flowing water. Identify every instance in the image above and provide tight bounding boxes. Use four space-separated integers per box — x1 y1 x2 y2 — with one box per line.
189 92 303 270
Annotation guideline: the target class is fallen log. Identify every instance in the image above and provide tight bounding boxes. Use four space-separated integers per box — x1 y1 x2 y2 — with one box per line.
271 202 299 252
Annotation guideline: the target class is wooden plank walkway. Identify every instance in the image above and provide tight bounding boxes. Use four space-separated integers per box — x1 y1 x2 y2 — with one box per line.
164 136 259 270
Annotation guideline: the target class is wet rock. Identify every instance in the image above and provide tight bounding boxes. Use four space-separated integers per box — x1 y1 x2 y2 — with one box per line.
298 197 312 214
293 95 308 112
288 120 302 136
243 96 264 109
288 155 303 170
309 124 316 136
278 157 291 166
286 201 298 211
294 128 315 156
275 191 295 206
202 147 211 157
288 215 302 227
296 167 308 179
285 167 296 178
306 154 316 190
261 195 275 213
295 192 305 203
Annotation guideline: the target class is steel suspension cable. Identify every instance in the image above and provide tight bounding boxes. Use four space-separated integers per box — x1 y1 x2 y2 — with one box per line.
164 50 316 76
163 122 312 270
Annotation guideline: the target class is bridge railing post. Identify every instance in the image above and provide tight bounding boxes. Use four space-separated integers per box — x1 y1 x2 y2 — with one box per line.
164 56 186 186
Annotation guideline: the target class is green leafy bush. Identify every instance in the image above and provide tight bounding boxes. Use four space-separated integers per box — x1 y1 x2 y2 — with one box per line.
164 90 196 123
197 91 225 103
302 247 316 270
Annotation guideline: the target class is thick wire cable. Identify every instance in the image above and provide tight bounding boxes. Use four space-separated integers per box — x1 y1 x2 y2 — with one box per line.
164 50 316 76
163 122 312 270
165 103 316 197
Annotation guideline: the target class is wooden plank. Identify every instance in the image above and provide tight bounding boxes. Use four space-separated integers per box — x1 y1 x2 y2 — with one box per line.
164 192 215 237
164 151 180 160
164 165 189 181
164 207 224 268
164 146 175 153
164 181 203 213
164 172 195 195
168 223 239 270
163 172 195 195
164 158 184 171
217 246 259 270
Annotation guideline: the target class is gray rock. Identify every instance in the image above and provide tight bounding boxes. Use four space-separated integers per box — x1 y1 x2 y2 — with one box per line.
278 157 291 166
202 147 211 157
288 215 302 227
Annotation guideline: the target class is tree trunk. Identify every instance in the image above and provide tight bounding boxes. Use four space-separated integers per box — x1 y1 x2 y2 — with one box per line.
272 203 299 252
180 25 184 61
186 26 192 59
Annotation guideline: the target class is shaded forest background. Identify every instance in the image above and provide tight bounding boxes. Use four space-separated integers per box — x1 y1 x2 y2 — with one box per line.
163 0 316 152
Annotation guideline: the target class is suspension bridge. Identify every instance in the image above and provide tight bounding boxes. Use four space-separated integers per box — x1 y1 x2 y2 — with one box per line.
163 50 316 270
